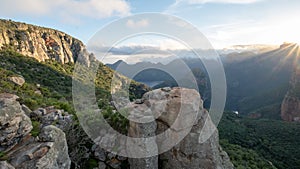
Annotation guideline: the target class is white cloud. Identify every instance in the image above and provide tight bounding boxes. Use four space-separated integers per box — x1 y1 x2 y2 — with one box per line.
201 11 300 49
0 0 131 23
158 39 187 50
88 36 192 64
187 0 263 4
165 0 264 14
126 19 149 28
201 21 268 48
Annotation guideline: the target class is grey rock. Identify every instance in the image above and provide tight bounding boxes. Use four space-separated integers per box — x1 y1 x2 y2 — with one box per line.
31 106 72 130
107 152 116 160
96 161 106 169
161 87 171 92
93 146 107 161
21 104 32 116
0 94 71 169
9 125 71 169
116 155 127 161
0 161 15 169
134 99 144 104
76 49 91 67
38 125 71 169
0 93 32 152
127 88 234 169
127 119 158 169
0 19 91 66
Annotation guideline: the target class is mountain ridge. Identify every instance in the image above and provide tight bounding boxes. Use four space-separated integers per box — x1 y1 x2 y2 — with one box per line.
0 19 94 66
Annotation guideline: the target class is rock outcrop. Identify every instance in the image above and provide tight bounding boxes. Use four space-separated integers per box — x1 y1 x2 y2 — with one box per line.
281 96 300 121
8 76 25 86
127 87 233 169
0 161 15 169
8 125 71 169
30 106 73 130
0 93 32 152
0 19 94 66
281 66 300 122
0 93 71 169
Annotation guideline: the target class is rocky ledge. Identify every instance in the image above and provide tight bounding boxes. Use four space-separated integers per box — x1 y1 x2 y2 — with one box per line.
0 88 233 169
0 93 71 169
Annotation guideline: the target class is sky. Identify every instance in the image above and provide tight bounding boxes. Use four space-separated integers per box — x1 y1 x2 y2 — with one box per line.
0 0 300 63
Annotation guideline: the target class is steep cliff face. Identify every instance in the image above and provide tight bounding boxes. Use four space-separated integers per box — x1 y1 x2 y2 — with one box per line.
281 66 300 122
0 19 93 65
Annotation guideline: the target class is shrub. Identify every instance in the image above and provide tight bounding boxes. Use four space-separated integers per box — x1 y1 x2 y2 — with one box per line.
31 120 41 137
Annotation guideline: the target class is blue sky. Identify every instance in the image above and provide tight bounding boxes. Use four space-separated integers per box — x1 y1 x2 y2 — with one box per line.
1 0 300 49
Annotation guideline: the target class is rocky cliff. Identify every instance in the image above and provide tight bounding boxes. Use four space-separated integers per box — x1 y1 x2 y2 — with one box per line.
281 66 300 122
0 19 94 65
127 87 233 169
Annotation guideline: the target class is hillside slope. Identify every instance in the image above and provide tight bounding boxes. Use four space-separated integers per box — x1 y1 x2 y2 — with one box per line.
0 19 148 169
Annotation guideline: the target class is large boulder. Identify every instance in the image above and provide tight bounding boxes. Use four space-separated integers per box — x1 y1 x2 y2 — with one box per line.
6 125 71 169
0 93 32 152
127 87 233 169
159 111 233 169
8 76 25 86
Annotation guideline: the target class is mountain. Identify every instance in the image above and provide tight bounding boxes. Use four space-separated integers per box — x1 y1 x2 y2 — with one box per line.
0 19 94 66
224 43 296 116
109 43 300 120
106 58 209 102
281 47 300 122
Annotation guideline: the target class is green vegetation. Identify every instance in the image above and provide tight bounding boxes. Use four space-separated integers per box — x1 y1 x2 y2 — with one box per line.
0 48 147 111
0 151 8 161
0 49 75 111
0 48 147 168
101 107 129 134
218 112 300 169
87 158 99 169
220 139 276 169
0 151 5 158
31 120 41 137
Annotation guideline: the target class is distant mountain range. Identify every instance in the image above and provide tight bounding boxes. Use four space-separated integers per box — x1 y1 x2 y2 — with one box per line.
107 42 300 120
